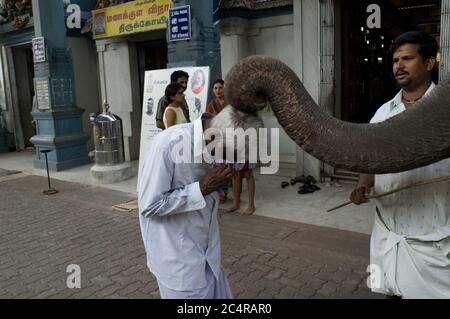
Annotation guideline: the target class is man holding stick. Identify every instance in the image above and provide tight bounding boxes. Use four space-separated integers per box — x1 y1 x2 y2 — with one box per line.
349 31 450 299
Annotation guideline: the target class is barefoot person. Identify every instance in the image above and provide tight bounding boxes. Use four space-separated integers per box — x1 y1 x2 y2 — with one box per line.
227 161 257 216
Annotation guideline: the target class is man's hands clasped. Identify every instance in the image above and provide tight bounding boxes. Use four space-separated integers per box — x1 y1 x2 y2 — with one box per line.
200 164 234 196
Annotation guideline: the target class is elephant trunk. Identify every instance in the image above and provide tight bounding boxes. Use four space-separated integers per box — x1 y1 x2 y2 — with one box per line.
224 55 450 174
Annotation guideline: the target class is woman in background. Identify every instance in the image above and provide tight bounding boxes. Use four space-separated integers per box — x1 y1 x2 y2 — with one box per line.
163 83 187 129
207 79 226 115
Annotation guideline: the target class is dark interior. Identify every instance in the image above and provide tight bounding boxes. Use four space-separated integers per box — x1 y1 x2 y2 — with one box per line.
341 0 442 123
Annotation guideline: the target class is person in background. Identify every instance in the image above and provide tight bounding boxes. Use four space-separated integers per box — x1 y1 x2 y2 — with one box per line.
156 70 191 130
226 161 257 216
163 83 187 129
207 79 228 203
207 79 226 115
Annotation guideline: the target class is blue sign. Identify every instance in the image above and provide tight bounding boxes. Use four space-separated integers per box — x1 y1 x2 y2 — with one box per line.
168 5 191 42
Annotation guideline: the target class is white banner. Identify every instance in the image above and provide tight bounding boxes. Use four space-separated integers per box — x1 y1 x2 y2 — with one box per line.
138 66 210 184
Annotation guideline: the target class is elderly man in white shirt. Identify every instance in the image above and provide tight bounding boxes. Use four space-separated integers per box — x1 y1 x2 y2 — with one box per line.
138 108 264 299
350 31 450 298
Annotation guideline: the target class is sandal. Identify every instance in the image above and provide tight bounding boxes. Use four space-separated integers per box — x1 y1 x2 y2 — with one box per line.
306 175 317 184
298 184 315 194
291 175 308 185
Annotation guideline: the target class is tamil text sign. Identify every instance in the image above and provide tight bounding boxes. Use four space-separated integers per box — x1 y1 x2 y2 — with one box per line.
92 0 172 40
168 5 191 42
32 37 46 63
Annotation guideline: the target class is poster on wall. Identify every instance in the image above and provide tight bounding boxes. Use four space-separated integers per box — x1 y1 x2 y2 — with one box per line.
138 66 210 182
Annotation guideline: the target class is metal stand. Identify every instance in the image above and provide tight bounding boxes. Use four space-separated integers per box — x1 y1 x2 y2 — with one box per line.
40 150 58 196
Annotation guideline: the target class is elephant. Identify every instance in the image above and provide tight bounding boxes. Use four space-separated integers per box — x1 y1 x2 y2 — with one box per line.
224 55 450 174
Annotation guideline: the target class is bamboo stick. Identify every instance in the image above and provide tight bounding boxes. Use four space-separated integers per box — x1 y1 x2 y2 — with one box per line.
327 174 450 213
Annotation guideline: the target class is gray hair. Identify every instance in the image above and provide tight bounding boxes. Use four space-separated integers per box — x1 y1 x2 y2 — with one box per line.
211 105 264 131
210 106 264 163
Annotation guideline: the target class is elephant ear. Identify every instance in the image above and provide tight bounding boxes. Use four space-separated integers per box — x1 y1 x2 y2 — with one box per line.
224 55 450 174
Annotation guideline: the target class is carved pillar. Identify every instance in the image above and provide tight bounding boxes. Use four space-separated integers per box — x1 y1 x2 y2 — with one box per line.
320 0 335 117
319 0 335 176
30 0 89 171
294 0 335 180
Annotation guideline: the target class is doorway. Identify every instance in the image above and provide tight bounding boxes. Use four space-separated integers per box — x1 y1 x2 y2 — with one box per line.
137 40 168 107
340 0 442 124
12 44 35 148
326 0 442 181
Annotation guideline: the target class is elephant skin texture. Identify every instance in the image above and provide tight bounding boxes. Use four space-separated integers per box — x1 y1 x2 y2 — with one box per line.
225 55 450 174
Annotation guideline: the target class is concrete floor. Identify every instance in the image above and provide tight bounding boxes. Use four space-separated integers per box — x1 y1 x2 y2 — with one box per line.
0 149 375 234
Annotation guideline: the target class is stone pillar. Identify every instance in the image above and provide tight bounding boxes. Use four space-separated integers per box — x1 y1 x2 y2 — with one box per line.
293 0 322 180
319 0 335 116
30 0 89 171
168 0 222 85
319 0 336 177
293 0 305 176
218 17 248 78
440 0 450 80
92 41 134 184
96 41 138 162
293 0 335 181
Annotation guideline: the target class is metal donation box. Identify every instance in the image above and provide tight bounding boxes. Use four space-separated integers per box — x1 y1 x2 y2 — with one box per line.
90 101 125 166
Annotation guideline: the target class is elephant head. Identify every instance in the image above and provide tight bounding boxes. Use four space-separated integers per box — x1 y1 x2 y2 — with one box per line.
224 55 450 174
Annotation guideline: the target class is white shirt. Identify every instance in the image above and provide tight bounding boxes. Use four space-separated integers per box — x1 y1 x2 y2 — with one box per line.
138 118 222 291
369 83 450 298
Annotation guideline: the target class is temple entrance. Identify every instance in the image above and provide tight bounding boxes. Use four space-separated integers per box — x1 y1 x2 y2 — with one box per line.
137 40 168 108
12 43 35 149
340 0 442 124
326 0 442 181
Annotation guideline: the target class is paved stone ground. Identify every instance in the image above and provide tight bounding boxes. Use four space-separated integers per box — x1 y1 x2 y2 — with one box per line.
0 174 382 299
0 168 21 178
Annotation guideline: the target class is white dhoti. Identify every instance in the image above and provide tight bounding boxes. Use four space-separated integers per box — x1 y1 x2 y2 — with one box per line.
370 209 450 299
157 263 233 299
367 84 450 299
